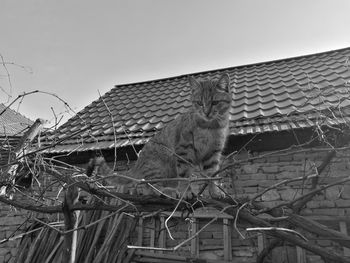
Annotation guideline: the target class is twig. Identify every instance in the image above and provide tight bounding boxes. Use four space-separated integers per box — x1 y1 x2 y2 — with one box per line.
250 173 318 202
259 175 350 215
234 202 248 239
0 226 46 244
164 184 191 240
246 227 308 242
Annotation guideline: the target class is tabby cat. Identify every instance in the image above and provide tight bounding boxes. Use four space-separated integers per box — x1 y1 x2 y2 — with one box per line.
87 73 232 198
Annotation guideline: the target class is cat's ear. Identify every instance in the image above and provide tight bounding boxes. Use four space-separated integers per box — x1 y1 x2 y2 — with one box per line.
217 74 230 93
188 75 200 91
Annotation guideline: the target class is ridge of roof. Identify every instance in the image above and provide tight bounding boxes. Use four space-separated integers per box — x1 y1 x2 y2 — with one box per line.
0 104 34 123
113 46 350 88
0 104 34 136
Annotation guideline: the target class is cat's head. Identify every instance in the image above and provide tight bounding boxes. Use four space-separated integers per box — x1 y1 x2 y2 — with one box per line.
189 74 232 123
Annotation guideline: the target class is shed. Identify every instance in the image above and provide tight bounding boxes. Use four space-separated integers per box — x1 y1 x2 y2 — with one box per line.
0 104 34 170
10 47 350 262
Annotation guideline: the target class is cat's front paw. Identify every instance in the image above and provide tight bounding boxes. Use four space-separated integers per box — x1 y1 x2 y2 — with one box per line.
209 182 226 199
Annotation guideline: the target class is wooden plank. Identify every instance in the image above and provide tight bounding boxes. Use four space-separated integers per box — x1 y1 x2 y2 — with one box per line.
257 233 264 254
146 212 350 221
190 218 199 257
135 257 182 263
135 250 185 261
143 211 234 219
135 250 233 263
223 218 232 260
339 221 350 257
296 246 306 263
158 216 166 253
150 217 156 252
137 218 143 246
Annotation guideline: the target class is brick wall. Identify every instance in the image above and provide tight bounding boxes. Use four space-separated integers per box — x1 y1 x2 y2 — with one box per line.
0 172 64 263
1 146 349 262
0 203 27 263
130 147 350 262
219 147 349 261
225 148 350 218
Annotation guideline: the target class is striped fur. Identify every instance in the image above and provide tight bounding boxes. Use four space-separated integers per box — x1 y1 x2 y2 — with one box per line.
87 74 232 198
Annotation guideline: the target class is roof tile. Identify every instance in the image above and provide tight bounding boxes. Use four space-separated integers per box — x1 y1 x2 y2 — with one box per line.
0 104 34 136
43 47 350 152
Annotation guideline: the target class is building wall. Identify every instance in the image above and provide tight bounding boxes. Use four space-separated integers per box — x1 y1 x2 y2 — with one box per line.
0 146 349 262
0 136 23 263
0 172 64 263
221 147 350 262
130 146 350 262
0 137 21 170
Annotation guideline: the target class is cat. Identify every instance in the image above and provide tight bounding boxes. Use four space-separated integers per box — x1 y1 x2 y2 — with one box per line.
87 73 232 199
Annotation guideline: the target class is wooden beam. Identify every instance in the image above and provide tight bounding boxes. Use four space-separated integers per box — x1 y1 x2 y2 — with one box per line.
190 218 199 257
223 218 232 260
296 246 306 263
158 216 166 253
137 217 143 246
150 217 155 252
62 185 79 263
257 233 264 254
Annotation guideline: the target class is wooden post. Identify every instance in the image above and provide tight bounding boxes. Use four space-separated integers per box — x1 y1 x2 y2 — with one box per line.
158 216 166 253
190 218 199 257
339 221 350 257
62 185 79 263
296 246 306 263
223 218 232 260
257 233 264 254
150 217 155 252
70 210 80 263
137 217 143 246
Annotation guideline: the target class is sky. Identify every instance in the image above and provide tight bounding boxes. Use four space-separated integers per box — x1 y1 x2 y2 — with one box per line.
1 0 350 127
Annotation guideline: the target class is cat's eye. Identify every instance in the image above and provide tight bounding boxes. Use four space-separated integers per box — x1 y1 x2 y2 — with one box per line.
196 101 203 106
212 101 219 105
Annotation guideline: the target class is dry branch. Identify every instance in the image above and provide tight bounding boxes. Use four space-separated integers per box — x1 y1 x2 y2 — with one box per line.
293 150 336 213
2 181 350 262
218 202 350 263
287 214 350 248
1 146 349 263
1 118 44 195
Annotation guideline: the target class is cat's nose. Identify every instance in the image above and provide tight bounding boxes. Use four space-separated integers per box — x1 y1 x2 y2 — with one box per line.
205 109 211 117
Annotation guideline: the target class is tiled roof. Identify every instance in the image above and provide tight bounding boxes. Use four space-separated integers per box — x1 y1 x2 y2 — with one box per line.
44 47 350 153
0 104 34 136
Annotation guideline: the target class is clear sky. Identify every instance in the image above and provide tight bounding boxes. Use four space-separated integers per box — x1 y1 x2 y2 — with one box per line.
1 0 350 126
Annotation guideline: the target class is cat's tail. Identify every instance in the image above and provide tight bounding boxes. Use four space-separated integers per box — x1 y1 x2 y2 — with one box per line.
85 156 140 193
85 156 159 196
